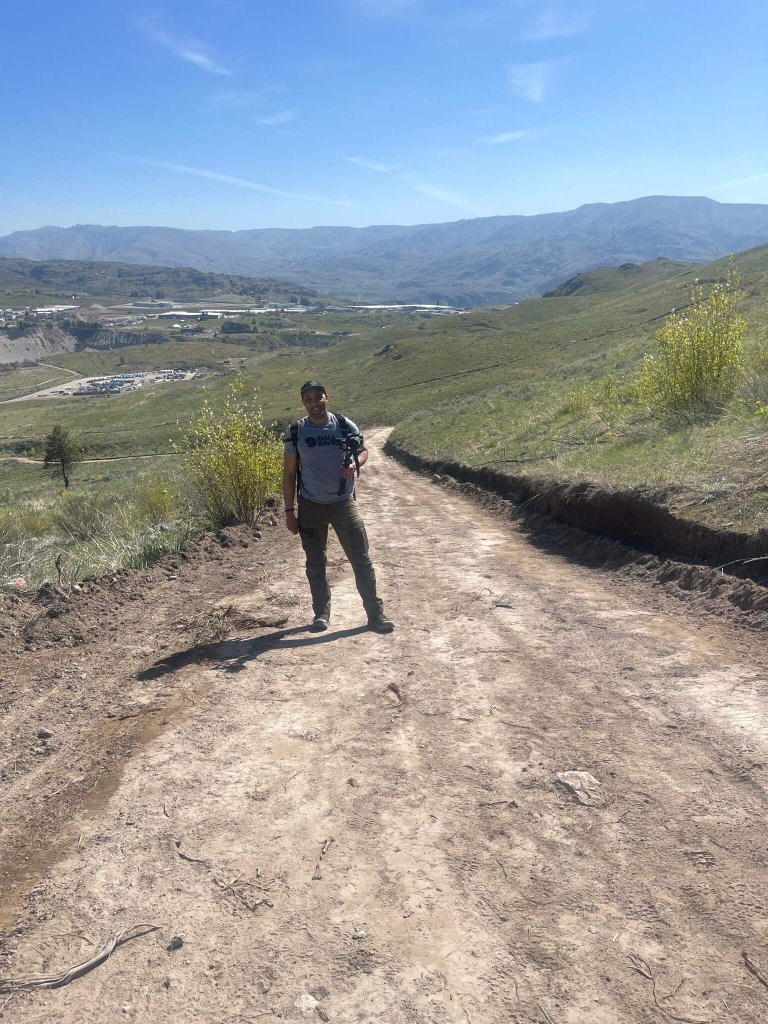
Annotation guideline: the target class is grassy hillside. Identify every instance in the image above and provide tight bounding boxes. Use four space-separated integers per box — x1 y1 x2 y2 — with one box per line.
1 245 766 547
0 257 327 308
246 246 768 533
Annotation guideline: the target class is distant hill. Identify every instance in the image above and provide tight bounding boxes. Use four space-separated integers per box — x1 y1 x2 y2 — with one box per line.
2 196 768 306
542 258 696 297
0 258 325 305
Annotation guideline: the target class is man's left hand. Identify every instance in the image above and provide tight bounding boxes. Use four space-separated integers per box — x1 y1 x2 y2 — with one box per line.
341 465 356 479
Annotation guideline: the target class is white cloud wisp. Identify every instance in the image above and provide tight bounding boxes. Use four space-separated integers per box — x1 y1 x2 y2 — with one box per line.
507 62 552 103
142 160 353 206
523 9 591 41
142 25 234 77
481 129 536 145
344 156 397 173
710 171 768 191
404 178 482 215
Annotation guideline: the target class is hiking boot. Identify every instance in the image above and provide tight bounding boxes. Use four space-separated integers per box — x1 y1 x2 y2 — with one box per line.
368 613 394 634
310 614 330 632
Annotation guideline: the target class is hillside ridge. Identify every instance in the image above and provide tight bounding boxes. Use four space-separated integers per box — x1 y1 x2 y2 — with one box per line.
4 195 768 306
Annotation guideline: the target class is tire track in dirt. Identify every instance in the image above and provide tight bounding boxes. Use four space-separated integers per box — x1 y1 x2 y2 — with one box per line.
2 430 768 1023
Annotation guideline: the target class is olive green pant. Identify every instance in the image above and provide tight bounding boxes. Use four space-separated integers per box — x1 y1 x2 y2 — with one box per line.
297 496 384 620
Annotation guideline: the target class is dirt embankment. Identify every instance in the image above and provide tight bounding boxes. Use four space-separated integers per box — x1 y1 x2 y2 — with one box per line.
384 439 768 583
0 325 181 365
0 326 78 365
70 328 169 350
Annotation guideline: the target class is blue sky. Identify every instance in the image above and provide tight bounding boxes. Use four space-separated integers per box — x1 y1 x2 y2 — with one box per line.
2 0 767 233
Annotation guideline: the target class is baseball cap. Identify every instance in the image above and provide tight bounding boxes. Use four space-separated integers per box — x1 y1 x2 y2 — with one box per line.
300 379 326 397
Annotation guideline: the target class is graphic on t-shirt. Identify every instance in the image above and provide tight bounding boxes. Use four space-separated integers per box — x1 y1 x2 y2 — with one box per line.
284 413 360 504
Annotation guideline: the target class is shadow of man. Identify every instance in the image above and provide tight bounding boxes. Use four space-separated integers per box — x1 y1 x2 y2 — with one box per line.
137 623 370 681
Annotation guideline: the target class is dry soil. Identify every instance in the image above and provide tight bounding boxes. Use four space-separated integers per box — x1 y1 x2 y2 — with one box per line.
1 430 768 1023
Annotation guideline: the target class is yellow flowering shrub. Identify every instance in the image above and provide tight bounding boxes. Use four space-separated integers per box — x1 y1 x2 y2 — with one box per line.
181 377 282 527
637 265 746 414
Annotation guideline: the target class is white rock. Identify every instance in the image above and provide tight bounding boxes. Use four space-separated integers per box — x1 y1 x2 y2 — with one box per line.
294 993 319 1015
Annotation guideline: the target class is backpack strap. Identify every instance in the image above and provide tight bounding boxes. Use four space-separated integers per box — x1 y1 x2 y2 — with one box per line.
334 413 351 437
289 421 301 494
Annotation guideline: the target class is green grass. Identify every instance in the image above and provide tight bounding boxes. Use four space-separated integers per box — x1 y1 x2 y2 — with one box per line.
0 455 184 503
51 338 261 375
0 365 75 401
2 245 768 539
0 464 194 586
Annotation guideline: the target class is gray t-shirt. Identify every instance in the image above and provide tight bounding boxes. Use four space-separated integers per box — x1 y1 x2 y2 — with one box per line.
284 413 361 504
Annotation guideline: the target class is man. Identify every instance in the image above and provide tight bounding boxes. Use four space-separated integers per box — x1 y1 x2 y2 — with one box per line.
283 380 394 634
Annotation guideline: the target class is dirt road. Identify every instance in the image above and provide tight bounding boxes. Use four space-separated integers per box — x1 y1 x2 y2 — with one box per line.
0 454 178 465
2 431 768 1023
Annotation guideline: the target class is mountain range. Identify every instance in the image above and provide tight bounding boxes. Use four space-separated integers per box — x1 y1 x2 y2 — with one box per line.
2 196 768 306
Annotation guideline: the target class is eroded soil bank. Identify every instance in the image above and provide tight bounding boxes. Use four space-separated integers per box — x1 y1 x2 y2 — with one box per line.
2 431 768 1023
384 439 768 576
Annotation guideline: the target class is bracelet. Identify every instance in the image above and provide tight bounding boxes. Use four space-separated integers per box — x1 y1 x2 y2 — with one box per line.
285 507 295 513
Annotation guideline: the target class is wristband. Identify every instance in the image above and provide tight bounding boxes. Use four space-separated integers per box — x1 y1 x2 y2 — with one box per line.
285 507 295 513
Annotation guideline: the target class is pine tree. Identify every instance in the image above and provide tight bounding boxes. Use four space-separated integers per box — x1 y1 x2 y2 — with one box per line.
43 425 82 489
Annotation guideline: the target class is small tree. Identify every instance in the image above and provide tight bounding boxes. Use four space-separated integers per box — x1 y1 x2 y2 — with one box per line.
43 425 82 489
180 377 282 527
638 263 746 415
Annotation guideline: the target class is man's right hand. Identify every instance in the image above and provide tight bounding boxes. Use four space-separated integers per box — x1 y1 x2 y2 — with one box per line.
285 510 299 535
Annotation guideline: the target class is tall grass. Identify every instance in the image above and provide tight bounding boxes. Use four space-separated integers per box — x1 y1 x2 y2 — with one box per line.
0 474 193 588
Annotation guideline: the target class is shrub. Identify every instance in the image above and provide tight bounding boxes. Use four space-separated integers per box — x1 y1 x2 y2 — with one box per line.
637 265 746 415
133 477 180 527
563 382 597 416
180 377 282 527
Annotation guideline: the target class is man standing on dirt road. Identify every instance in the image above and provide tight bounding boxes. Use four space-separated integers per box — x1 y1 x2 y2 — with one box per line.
283 380 395 634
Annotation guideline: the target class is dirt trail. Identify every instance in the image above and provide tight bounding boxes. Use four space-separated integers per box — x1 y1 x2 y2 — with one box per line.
0 453 177 465
2 430 768 1023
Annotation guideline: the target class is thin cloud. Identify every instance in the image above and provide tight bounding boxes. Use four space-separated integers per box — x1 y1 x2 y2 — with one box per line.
345 156 396 173
142 24 233 77
343 155 477 211
142 160 353 206
711 171 768 191
507 62 552 103
481 129 536 144
523 9 591 40
404 178 481 215
255 110 297 126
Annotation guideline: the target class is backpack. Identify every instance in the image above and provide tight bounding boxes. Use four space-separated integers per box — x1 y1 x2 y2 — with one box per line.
289 414 362 498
